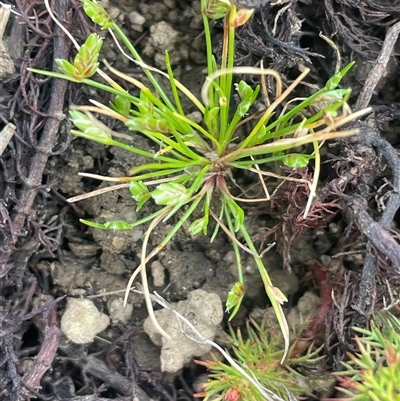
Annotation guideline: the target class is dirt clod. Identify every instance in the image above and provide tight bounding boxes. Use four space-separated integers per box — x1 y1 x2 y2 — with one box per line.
61 298 110 344
143 289 223 372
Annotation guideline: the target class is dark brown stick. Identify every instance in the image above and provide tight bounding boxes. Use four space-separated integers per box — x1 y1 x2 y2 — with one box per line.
0 0 71 267
84 356 152 401
355 21 400 111
22 298 62 397
351 205 400 270
11 0 70 233
346 124 400 324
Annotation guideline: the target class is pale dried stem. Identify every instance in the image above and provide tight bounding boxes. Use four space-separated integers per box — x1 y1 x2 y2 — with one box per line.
0 2 11 40
0 123 16 156
67 183 130 203
201 66 282 105
123 208 172 340
209 210 258 256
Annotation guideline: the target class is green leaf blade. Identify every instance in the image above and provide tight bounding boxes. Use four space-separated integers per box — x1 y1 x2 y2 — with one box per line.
151 182 190 206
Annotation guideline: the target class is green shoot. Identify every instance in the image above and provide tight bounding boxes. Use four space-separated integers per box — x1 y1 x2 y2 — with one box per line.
328 313 400 401
195 317 325 401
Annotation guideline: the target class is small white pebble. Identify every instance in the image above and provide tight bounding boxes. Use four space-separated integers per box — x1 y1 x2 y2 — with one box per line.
61 298 110 344
128 11 145 26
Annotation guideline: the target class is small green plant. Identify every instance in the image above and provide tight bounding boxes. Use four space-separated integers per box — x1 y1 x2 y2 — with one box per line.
195 317 325 401
327 313 400 401
31 0 371 358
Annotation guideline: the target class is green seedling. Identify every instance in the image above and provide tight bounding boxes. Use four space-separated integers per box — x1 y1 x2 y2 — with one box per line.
326 313 400 401
31 0 371 362
195 317 325 401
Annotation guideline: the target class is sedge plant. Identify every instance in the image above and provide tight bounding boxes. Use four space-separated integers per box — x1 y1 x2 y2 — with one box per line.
195 317 326 401
326 313 400 401
30 0 372 359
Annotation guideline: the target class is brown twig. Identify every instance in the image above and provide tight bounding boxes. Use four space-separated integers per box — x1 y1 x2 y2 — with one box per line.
349 196 400 269
336 123 400 325
22 296 62 398
355 21 400 111
83 356 152 401
0 0 71 266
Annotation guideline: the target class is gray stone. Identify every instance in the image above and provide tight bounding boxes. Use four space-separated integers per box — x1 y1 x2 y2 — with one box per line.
61 298 110 344
143 289 223 372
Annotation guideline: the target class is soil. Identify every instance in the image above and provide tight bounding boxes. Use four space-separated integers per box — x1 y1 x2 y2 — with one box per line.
1 0 400 400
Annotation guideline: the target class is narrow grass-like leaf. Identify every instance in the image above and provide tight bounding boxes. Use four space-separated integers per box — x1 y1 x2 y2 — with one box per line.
151 182 190 206
129 181 151 211
226 282 245 315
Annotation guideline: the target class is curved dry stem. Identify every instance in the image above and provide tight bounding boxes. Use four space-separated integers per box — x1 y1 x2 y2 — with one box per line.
260 60 270 107
209 210 257 256
67 183 130 203
70 103 128 123
239 68 311 150
229 107 270 137
44 0 79 49
77 172 187 186
102 59 147 91
123 208 172 340
229 195 270 203
259 241 276 258
102 59 205 113
222 127 361 163
303 140 320 218
201 67 283 105
246 167 312 188
276 97 307 121
77 173 132 182
252 155 270 200
319 32 341 74
317 106 372 133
